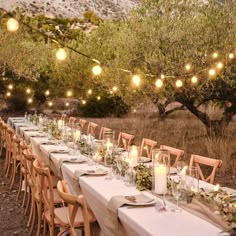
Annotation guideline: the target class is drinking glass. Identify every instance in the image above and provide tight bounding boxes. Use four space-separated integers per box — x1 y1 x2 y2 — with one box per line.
184 167 199 192
171 181 182 213
176 161 185 176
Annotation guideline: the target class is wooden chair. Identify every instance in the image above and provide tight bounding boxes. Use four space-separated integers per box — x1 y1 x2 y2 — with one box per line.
0 119 6 156
68 116 76 125
189 154 223 184
117 132 134 151
87 122 98 136
140 138 158 158
4 127 14 177
33 159 62 236
57 180 97 236
160 145 185 167
79 119 87 133
98 127 112 140
61 114 67 121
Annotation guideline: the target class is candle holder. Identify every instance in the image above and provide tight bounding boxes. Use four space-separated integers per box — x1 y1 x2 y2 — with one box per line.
152 149 170 195
128 145 140 167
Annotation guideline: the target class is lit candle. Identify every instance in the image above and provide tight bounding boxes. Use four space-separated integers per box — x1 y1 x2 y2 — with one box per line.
214 184 220 192
129 146 138 166
74 130 81 142
181 166 188 180
106 139 113 151
57 119 64 130
154 164 167 194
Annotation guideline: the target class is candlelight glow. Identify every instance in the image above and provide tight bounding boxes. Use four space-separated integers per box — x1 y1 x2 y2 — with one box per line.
7 18 19 32
155 79 163 88
176 79 183 88
92 65 102 75
8 84 13 90
191 76 198 84
56 48 67 61
132 75 141 87
209 69 216 76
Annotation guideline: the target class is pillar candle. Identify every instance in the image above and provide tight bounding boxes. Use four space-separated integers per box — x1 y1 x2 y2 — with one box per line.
154 164 167 194
129 146 138 166
74 130 81 142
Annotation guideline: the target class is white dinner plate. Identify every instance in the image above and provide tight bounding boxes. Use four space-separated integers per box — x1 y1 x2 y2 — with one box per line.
139 156 151 163
170 167 177 174
85 169 108 176
125 198 158 206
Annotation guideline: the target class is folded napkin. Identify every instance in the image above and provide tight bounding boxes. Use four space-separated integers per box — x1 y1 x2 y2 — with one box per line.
23 128 39 131
40 141 56 145
73 168 107 179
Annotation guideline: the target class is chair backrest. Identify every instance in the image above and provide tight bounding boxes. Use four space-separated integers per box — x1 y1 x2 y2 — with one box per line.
79 119 87 133
189 154 223 184
12 134 21 158
23 149 35 186
140 138 158 158
160 145 185 167
68 116 76 124
98 127 112 140
57 180 91 236
117 132 134 151
6 128 14 151
87 122 98 136
61 114 67 121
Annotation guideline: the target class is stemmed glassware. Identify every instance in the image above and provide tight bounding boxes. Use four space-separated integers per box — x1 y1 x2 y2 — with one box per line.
176 161 185 176
171 181 182 213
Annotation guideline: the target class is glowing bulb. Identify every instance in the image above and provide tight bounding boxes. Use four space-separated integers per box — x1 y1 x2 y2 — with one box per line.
87 89 92 95
66 90 72 97
56 48 67 61
82 100 86 105
132 75 141 87
6 92 11 97
216 62 223 70
176 80 183 88
209 69 216 76
112 86 118 92
45 90 50 96
8 84 13 90
155 79 163 88
191 76 198 84
110 91 114 94
48 101 53 107
212 52 218 59
7 18 19 32
65 102 69 107
92 65 102 76
229 53 234 59
26 88 31 94
28 98 33 104
97 96 101 100
185 64 191 71
161 74 165 79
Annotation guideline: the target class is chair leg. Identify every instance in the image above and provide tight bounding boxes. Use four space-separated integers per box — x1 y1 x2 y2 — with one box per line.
16 170 23 200
5 152 12 177
29 197 36 235
36 202 42 236
49 225 54 236
27 192 34 227
4 150 10 175
10 159 16 189
24 187 31 215
22 177 27 208
43 219 47 236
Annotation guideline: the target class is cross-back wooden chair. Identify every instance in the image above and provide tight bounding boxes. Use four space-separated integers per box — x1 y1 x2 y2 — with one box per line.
33 159 62 236
0 119 6 156
189 154 223 184
57 180 97 236
140 138 158 158
4 127 14 177
98 127 112 140
9 134 22 189
160 145 185 167
117 132 134 151
79 119 87 133
61 114 67 121
87 122 98 137
68 116 76 125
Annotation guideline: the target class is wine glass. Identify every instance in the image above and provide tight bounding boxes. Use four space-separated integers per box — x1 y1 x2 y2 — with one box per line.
176 161 185 176
171 181 182 213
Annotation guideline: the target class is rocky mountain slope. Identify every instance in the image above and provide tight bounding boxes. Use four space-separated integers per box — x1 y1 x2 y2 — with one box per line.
0 0 141 18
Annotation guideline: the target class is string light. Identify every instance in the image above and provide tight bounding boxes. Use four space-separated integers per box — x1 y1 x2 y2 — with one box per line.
155 79 163 88
185 63 191 71
191 76 198 84
161 74 165 79
229 53 234 59
28 98 33 104
176 80 183 88
45 90 50 96
48 101 53 107
8 84 13 90
65 102 69 107
112 86 118 92
87 89 92 95
56 48 67 61
7 18 19 32
209 68 216 76
132 74 141 87
26 88 31 94
92 65 102 76
66 90 72 97
216 62 224 70
6 91 11 97
82 100 86 105
110 91 114 94
97 96 101 100
212 52 218 59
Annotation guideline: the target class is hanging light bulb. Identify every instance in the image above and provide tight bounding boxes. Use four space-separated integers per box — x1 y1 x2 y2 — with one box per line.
28 98 33 104
65 102 70 107
26 88 31 94
191 76 198 84
66 90 72 97
56 48 67 61
161 74 165 79
6 91 11 97
212 52 218 59
216 62 223 70
209 69 216 76
112 86 118 92
87 89 92 95
8 84 13 90
132 74 141 87
7 18 19 32
110 90 114 94
229 53 234 59
82 100 86 105
92 65 102 76
48 101 53 107
45 90 50 96
155 79 163 88
185 63 191 71
97 96 101 101
176 80 183 88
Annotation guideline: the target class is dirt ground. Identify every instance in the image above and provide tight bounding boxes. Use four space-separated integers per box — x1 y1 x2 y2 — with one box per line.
0 153 30 236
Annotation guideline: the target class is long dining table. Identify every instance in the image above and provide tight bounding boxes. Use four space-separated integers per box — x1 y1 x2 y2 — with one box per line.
8 117 226 236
